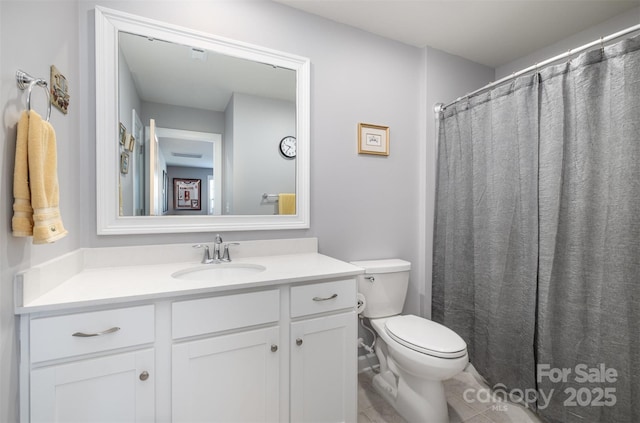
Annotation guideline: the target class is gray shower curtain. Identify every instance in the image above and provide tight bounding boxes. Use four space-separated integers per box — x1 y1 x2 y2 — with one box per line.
433 34 640 423
432 76 539 394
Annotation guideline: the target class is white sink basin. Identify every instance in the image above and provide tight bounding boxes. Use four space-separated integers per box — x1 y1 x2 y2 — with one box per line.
172 263 266 281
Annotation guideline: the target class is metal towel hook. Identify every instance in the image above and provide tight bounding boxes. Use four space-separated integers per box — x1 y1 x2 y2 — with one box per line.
16 70 52 122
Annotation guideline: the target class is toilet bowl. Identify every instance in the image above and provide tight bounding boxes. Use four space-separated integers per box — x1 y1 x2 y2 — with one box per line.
352 259 468 423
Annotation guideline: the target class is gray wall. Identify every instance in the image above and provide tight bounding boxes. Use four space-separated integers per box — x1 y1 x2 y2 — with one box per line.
75 0 427 260
1 2 83 420
230 93 296 215
75 0 432 299
118 49 142 215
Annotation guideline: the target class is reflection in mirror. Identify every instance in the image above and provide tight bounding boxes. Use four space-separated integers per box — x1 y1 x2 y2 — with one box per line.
139 124 222 217
95 6 310 234
118 30 296 217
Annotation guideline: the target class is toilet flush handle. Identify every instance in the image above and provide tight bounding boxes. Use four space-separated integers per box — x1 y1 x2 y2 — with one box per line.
364 276 375 283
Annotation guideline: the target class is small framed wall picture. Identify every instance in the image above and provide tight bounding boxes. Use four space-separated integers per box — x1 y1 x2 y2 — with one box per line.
174 178 201 210
358 123 389 156
50 65 70 114
120 152 130 174
127 134 136 152
119 123 127 146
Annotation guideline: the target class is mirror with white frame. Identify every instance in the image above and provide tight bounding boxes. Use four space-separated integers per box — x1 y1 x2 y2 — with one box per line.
95 6 310 234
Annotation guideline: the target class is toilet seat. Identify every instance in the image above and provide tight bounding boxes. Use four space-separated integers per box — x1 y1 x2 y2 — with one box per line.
384 315 467 359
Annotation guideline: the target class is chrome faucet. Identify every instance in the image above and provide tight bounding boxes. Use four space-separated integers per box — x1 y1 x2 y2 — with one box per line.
193 234 239 264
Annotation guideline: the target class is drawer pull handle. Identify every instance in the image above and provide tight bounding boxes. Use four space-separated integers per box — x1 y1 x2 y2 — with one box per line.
312 293 338 302
139 371 149 381
296 338 303 346
72 326 121 337
271 344 278 352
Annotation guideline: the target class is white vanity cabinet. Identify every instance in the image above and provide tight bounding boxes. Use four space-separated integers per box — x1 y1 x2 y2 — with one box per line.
20 278 358 423
290 280 358 423
25 305 156 423
171 290 281 423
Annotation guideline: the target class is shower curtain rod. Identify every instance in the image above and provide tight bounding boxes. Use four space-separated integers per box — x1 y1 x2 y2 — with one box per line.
435 23 640 113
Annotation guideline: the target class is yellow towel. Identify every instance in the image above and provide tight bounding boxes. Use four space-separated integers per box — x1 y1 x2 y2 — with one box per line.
12 110 68 244
278 193 296 215
12 112 33 236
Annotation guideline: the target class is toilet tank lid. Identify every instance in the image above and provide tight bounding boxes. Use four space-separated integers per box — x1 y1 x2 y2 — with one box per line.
350 259 411 274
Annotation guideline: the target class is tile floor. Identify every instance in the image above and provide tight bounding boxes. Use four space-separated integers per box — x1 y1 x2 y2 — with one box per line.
358 367 544 423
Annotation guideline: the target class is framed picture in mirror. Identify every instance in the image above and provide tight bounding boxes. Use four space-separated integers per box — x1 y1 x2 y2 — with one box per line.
120 152 129 174
174 178 201 210
126 134 135 152
119 122 126 146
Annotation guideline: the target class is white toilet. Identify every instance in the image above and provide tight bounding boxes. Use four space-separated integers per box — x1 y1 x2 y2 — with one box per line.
352 259 468 423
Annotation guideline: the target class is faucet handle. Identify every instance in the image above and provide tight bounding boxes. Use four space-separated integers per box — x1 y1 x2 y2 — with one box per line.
220 242 240 262
193 244 212 264
215 234 223 244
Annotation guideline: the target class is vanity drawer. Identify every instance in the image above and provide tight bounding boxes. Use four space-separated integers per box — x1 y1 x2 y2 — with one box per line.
30 305 155 363
291 279 356 318
172 289 279 339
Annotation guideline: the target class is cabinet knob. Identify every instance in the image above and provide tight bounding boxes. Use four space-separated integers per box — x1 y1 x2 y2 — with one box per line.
296 338 303 346
271 344 278 352
139 371 149 381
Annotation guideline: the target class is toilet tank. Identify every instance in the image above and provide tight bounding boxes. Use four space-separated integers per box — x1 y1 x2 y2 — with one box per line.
351 259 411 319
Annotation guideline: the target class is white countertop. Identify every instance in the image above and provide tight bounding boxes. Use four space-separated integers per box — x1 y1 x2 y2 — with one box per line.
15 238 364 315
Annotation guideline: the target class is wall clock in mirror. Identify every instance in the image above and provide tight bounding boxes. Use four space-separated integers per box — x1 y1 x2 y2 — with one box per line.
279 136 297 158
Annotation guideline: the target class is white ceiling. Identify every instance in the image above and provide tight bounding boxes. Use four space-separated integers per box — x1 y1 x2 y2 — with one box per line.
273 0 640 68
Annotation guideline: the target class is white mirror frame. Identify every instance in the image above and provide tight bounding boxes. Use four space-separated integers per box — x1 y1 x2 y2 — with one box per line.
95 6 310 234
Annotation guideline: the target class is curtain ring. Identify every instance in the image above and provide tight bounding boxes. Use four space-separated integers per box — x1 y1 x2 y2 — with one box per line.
600 36 605 54
566 48 572 64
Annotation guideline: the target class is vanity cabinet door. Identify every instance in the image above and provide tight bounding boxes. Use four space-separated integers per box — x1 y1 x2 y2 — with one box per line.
30 349 154 423
290 312 357 423
172 326 280 423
